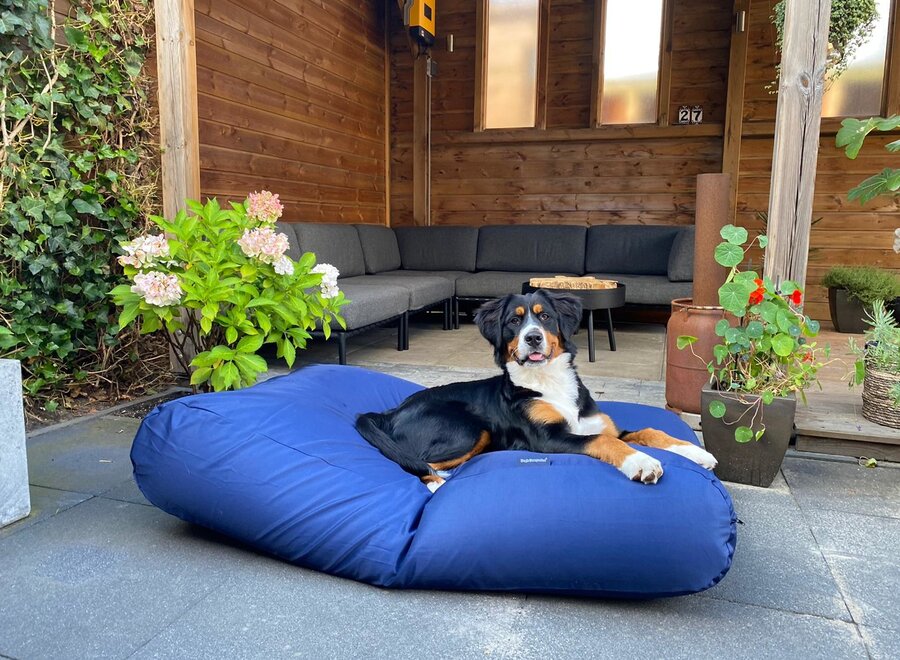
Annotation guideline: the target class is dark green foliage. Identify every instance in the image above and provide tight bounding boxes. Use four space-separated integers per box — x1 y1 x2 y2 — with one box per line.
823 266 900 305
0 0 158 403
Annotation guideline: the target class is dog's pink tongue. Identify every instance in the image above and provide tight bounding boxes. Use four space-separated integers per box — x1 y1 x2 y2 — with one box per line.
528 352 545 362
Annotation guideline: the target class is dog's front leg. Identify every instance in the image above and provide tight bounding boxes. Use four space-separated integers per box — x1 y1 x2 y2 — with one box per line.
544 433 663 484
619 429 717 471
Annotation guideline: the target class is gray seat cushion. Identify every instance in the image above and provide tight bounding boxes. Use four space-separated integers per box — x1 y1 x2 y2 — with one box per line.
378 269 470 285
455 271 578 298
476 226 587 274
355 224 402 274
668 226 695 282
586 226 681 276
394 226 479 271
589 273 692 306
331 282 409 329
341 274 453 310
282 222 366 279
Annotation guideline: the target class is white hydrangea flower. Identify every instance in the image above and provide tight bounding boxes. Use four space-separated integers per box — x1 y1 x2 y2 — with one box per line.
311 263 340 299
118 234 170 269
131 271 182 307
274 255 294 276
238 227 290 265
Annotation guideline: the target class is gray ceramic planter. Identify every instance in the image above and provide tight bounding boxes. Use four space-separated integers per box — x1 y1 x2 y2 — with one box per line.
828 287 869 334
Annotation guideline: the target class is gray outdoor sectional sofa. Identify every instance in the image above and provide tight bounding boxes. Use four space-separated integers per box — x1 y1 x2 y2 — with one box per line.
276 222 694 364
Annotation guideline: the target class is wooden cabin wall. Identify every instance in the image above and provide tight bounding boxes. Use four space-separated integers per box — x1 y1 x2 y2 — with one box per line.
390 0 733 227
194 0 388 224
735 0 900 322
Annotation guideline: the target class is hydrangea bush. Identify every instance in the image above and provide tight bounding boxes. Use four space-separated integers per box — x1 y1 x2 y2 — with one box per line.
110 191 346 391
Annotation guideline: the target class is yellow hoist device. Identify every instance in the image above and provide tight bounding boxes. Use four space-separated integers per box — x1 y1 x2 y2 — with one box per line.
403 0 436 48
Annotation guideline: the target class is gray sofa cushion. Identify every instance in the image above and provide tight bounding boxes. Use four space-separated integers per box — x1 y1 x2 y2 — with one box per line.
394 226 480 272
331 282 409 329
668 226 695 282
355 224 401 274
284 222 366 279
589 273 692 306
585 226 680 275
340 274 453 309
378 269 469 284
476 226 587 274
456 271 578 298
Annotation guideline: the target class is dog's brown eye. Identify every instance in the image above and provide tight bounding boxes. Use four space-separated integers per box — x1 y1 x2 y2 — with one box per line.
539 313 550 322
510 317 521 325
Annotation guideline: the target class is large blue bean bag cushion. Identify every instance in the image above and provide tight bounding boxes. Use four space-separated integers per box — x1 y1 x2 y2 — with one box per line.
132 365 736 598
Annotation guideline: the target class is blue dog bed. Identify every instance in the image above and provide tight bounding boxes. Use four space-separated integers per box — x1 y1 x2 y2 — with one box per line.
132 365 736 598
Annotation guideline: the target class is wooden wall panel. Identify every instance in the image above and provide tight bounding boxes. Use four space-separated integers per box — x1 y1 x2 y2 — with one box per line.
195 0 387 224
736 0 900 322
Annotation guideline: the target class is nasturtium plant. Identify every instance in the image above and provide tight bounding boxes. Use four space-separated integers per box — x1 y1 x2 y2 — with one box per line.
110 191 347 392
835 115 900 204
679 225 829 442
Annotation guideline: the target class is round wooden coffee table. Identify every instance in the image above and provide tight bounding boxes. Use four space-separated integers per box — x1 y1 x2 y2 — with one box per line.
522 282 626 362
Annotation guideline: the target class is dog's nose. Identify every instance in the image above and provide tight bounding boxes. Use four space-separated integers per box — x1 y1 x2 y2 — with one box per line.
524 331 543 347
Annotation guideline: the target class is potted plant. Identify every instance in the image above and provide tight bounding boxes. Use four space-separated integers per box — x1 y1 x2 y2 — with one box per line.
822 265 900 333
849 300 900 428
679 226 827 487
110 191 347 392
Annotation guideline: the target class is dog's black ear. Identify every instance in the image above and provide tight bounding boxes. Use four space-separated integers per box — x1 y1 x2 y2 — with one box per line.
546 291 583 341
474 296 507 348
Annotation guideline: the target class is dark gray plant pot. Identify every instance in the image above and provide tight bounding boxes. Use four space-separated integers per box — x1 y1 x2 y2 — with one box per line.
700 386 796 488
828 287 869 334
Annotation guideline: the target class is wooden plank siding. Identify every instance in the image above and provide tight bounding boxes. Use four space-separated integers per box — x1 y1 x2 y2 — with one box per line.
735 0 900 322
194 0 388 224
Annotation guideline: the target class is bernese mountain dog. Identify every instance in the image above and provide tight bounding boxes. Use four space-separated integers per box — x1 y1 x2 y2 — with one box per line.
356 289 717 491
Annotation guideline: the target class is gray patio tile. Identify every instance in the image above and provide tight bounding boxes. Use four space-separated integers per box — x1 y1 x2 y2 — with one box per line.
805 508 900 562
782 457 900 519
26 416 140 495
701 484 850 621
516 593 866 660
0 485 90 539
861 624 900 660
826 555 900 632
134 562 528 660
99 476 150 506
0 497 256 660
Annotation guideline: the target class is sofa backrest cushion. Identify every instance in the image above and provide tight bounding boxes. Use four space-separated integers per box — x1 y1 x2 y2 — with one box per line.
667 226 695 282
585 225 681 276
285 222 366 278
475 225 587 274
355 224 402 274
394 226 479 272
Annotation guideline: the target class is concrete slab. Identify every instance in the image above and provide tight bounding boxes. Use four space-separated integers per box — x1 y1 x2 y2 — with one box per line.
0 497 254 660
99 476 150 506
702 485 851 621
805 508 900 562
0 359 31 527
861 624 900 660
0 485 89 540
782 457 900 519
26 416 140 495
826 555 900 632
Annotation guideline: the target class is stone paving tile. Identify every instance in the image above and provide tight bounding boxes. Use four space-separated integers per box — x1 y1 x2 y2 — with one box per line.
701 484 851 621
0 485 89 540
826 555 900 632
0 497 252 660
861 624 900 660
99 476 150 506
782 457 900 519
26 416 140 495
804 508 900 562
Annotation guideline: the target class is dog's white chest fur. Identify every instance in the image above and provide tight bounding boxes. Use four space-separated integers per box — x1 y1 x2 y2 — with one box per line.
507 354 605 435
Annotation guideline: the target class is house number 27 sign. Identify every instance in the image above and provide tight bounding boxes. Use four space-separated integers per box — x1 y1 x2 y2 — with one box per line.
677 105 703 124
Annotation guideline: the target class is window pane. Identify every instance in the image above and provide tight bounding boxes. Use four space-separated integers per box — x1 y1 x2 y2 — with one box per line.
822 0 890 118
600 0 664 125
485 0 540 129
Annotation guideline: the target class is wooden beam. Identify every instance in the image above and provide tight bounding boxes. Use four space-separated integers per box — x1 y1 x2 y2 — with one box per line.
722 0 750 222
384 0 392 226
763 0 831 289
154 0 200 218
413 53 431 226
534 0 551 129
885 0 900 115
589 0 605 128
656 0 675 127
474 0 487 132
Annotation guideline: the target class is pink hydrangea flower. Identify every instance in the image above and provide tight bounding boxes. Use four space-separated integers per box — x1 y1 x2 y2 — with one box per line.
246 190 284 224
118 234 170 269
311 263 340 299
237 227 290 265
131 271 182 307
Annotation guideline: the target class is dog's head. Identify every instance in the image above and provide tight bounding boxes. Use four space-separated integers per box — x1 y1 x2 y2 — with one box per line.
474 290 583 369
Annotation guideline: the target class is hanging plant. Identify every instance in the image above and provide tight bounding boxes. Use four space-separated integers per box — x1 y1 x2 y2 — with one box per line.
770 0 879 88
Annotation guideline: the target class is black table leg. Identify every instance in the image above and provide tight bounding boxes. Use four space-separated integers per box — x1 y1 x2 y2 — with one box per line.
337 333 347 365
587 310 596 362
606 308 616 351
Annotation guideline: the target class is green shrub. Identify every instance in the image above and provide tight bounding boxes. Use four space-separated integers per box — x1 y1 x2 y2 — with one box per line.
822 266 900 305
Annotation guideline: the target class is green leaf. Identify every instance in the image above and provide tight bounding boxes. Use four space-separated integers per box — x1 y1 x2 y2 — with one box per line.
805 319 820 336
715 319 731 336
836 116 900 159
735 426 754 443
63 26 87 46
762 390 775 405
708 400 727 419
226 326 238 344
220 361 239 389
283 339 296 367
190 367 212 386
236 334 265 354
676 335 698 350
758 235 768 249
724 327 743 344
848 168 900 204
746 320 764 338
713 344 728 363
714 242 744 268
719 281 754 315
209 345 236 360
771 333 794 357
776 309 795 334
117 303 140 330
719 225 748 245
235 353 267 373
780 280 799 295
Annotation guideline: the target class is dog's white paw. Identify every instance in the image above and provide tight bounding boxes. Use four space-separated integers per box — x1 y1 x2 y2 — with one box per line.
666 444 718 470
426 480 444 493
619 452 664 484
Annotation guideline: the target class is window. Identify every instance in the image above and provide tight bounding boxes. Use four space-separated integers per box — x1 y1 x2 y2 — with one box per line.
599 0 665 125
483 0 541 129
822 0 892 117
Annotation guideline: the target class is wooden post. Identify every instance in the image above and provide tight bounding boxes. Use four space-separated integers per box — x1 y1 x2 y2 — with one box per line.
722 0 750 218
763 0 831 289
154 0 200 219
413 52 431 226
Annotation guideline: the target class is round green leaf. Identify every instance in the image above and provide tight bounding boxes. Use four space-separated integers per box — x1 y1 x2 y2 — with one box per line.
714 242 744 268
715 319 731 336
746 320 764 338
771 333 794 357
708 400 727 418
735 426 754 443
719 225 749 245
758 235 768 248
676 335 698 350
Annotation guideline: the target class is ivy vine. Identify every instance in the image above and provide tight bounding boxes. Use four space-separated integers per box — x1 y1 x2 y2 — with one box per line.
0 0 160 411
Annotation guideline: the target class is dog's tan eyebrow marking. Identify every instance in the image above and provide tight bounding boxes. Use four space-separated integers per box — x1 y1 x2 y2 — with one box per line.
533 304 543 314
515 306 525 316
